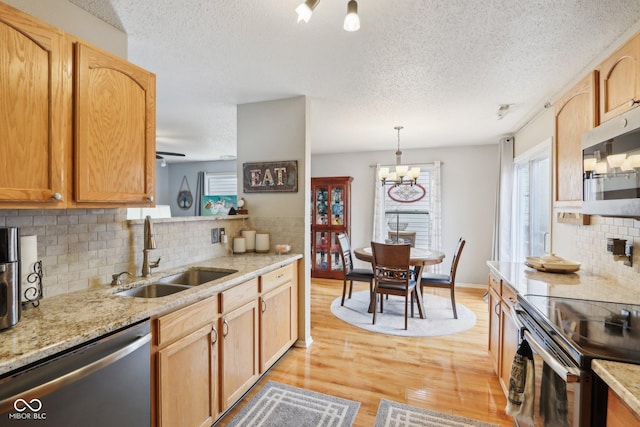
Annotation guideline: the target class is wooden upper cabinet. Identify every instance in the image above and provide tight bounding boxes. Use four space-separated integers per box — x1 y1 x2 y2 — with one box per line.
598 31 640 123
74 42 156 205
0 3 66 205
554 71 598 206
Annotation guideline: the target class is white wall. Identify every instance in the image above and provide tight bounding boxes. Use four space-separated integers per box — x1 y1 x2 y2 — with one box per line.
312 144 498 285
5 0 127 58
237 95 312 346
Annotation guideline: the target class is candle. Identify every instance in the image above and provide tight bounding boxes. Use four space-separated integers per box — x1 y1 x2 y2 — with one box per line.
255 233 270 253
242 230 256 252
233 237 246 254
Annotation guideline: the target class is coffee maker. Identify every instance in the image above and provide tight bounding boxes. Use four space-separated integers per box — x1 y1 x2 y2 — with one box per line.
0 227 20 330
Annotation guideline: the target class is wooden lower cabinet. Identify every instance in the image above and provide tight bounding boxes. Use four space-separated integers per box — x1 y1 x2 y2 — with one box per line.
487 271 519 397
219 277 260 412
607 388 640 426
260 264 298 372
155 296 218 427
153 262 299 426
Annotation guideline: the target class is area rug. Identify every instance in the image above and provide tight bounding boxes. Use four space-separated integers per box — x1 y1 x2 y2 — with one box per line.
374 399 499 427
330 291 476 337
226 381 360 427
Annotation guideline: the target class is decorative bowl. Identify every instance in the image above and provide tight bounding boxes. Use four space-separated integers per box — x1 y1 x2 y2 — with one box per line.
275 244 291 254
388 222 408 231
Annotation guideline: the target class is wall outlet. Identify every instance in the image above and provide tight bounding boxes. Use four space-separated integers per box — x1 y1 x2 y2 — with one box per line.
211 228 220 244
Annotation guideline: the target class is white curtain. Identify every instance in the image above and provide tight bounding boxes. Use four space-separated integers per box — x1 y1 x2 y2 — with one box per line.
491 137 514 261
430 161 443 273
372 163 386 244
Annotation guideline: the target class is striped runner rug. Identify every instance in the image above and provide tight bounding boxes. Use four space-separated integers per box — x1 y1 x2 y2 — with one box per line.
374 399 499 427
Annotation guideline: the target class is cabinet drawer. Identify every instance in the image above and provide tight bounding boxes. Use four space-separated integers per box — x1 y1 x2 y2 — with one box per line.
220 278 259 313
156 295 217 347
260 264 295 293
488 272 502 293
502 284 517 306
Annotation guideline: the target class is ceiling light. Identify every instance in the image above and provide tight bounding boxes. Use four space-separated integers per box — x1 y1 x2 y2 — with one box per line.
296 0 320 23
379 126 420 186
496 104 511 120
343 0 360 32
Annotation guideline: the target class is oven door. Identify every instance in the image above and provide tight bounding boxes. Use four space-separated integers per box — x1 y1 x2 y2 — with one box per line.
512 305 591 427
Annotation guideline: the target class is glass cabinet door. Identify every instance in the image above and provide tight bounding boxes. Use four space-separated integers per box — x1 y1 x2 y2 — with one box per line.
315 187 329 225
330 186 345 225
313 231 343 272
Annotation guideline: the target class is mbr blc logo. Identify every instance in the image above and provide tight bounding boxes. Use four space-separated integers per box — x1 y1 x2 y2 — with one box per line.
7 398 46 420
14 399 42 412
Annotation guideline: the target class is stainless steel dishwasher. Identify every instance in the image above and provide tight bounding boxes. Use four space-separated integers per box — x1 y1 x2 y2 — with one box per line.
0 319 151 427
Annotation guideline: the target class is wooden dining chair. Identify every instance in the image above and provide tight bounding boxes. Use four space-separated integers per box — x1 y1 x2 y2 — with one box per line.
337 233 374 306
420 237 465 319
371 241 417 330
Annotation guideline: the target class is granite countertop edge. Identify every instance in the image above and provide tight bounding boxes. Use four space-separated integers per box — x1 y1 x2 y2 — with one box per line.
0 253 302 376
592 359 640 416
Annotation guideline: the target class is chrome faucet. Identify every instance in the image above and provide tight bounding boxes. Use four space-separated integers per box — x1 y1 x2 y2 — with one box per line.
142 215 161 277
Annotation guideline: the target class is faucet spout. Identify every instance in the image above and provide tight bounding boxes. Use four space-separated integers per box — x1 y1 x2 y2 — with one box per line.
142 216 157 277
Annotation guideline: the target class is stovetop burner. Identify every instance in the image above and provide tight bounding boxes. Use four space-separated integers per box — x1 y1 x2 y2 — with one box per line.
519 294 640 366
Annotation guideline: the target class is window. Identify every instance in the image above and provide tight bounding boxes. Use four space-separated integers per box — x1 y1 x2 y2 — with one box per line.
380 165 435 250
204 172 237 196
373 161 442 269
511 139 551 261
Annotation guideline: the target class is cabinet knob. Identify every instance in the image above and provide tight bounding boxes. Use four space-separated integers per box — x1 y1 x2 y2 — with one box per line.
52 192 62 201
147 195 154 202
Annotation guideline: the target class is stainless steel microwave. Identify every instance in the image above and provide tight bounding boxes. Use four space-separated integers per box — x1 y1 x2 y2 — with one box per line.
582 106 640 218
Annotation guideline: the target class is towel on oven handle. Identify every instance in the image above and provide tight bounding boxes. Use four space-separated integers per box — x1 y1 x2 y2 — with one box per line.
505 338 535 423
539 362 570 427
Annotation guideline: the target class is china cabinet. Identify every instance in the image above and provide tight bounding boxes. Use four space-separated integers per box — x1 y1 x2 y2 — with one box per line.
311 177 353 279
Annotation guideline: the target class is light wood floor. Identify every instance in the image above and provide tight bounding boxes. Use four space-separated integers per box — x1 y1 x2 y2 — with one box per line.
217 278 514 426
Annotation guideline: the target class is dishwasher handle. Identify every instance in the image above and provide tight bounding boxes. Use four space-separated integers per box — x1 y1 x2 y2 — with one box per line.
0 332 151 412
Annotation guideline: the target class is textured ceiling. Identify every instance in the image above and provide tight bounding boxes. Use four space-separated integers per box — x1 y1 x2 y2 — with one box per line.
68 0 640 162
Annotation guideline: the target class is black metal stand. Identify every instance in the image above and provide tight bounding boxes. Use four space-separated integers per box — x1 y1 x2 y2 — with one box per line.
22 260 43 308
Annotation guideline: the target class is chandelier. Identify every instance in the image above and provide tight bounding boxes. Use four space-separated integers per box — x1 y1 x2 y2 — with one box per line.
379 126 421 186
295 0 360 32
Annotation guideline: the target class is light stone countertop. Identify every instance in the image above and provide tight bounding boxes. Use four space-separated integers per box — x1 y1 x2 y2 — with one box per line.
592 359 640 415
487 261 640 418
0 253 302 376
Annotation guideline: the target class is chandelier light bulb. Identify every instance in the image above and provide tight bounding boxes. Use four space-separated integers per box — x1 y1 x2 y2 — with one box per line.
344 0 360 32
296 0 319 23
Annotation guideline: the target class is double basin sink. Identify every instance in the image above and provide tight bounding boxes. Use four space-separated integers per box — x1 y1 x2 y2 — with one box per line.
115 268 237 298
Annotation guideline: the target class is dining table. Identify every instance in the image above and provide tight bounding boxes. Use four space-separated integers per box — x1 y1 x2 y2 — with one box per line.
353 246 445 316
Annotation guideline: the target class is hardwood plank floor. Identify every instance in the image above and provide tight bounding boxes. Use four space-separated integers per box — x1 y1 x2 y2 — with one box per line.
217 278 514 426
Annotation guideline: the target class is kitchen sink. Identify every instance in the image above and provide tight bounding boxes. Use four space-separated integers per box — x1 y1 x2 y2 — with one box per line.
157 268 237 286
115 283 191 298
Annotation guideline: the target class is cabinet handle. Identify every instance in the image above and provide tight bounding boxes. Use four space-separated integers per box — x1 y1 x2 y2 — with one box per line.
629 98 640 107
222 319 229 338
147 195 154 202
52 193 62 201
211 325 218 345
262 300 267 313
494 302 500 316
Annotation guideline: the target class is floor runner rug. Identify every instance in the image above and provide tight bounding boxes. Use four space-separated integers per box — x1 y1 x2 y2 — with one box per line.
374 399 499 427
226 381 360 427
331 290 476 337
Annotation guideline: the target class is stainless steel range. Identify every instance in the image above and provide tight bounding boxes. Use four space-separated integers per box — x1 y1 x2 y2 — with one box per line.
513 294 640 426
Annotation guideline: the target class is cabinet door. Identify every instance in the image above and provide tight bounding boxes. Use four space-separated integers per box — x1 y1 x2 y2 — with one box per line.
598 32 640 122
158 323 218 427
220 299 259 411
488 286 501 377
74 42 156 205
0 4 65 205
499 299 519 396
607 388 640 426
260 281 295 372
555 72 598 205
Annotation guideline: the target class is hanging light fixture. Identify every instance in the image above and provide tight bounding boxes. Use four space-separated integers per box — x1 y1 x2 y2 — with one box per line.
295 0 360 31
296 0 320 23
343 0 360 32
379 126 420 186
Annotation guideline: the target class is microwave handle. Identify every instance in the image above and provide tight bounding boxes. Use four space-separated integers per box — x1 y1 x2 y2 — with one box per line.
523 330 580 383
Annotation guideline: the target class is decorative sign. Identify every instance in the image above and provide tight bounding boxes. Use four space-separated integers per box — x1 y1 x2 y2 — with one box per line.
388 183 426 203
243 160 298 193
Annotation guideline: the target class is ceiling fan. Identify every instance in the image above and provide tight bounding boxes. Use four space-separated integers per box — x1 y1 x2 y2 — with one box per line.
156 151 185 160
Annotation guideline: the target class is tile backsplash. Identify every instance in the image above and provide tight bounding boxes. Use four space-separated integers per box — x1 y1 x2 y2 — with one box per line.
0 209 304 298
576 215 640 286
